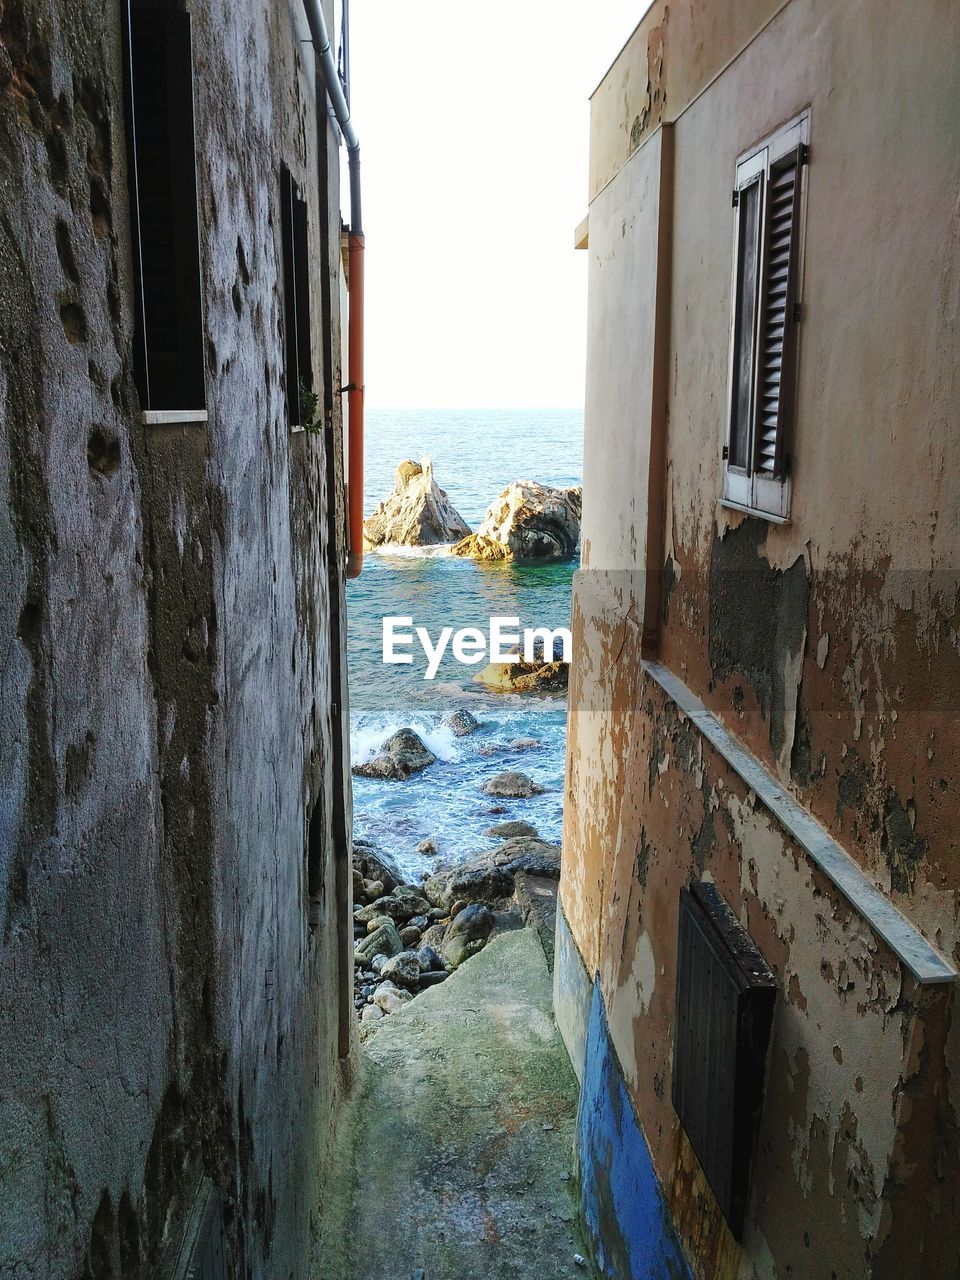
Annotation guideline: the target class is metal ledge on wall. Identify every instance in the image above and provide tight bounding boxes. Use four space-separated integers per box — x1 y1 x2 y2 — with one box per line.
642 660 957 986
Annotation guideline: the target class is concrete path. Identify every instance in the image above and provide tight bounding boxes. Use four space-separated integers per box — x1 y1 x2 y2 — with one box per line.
316 927 595 1280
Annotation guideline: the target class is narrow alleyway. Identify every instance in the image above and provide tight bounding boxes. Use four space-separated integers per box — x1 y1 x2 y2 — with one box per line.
317 926 595 1279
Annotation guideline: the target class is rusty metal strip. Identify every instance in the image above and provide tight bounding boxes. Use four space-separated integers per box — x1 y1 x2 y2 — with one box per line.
643 660 957 985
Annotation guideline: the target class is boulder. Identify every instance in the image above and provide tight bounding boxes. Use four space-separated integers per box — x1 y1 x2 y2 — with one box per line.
451 480 581 562
483 820 540 839
373 983 413 1014
419 923 447 951
423 863 515 911
423 838 561 911
354 920 402 965
510 738 541 751
400 925 422 948
418 970 449 989
353 845 402 894
355 891 431 924
360 1004 384 1023
416 839 438 856
417 945 443 972
482 771 545 798
380 951 422 989
363 456 471 548
352 728 437 781
443 708 480 737
441 904 495 969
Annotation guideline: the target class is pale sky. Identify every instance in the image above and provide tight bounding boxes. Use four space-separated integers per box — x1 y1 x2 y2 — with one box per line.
346 1 651 410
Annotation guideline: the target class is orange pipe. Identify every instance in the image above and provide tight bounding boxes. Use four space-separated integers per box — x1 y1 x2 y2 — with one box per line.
346 231 365 578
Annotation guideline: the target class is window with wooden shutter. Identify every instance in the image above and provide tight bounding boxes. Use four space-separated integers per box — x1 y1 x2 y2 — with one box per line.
124 1 206 414
724 113 809 520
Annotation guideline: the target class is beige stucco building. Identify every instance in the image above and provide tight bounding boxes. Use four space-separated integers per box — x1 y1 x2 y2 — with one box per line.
556 1 960 1277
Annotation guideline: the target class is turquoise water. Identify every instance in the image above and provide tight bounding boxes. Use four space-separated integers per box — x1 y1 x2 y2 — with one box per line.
346 408 583 880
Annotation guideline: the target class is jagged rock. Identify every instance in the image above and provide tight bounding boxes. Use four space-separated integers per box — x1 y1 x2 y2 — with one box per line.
443 709 480 737
353 845 402 894
354 920 403 964
422 838 562 912
423 863 515 911
441 904 495 969
482 771 545 798
484 820 540 839
363 456 471 548
352 728 437 781
451 480 581 562
380 951 422 989
475 657 568 695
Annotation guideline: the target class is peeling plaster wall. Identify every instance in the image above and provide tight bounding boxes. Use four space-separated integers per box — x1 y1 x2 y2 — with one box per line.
562 0 960 1275
0 1 352 1276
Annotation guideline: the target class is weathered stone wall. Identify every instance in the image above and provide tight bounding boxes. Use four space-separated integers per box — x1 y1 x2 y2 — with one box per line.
0 0 352 1275
562 0 960 1276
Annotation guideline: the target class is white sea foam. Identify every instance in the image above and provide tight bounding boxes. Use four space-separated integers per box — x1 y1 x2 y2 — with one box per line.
368 543 455 560
350 718 460 766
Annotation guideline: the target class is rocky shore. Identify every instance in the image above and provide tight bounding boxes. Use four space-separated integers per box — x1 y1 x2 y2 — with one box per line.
352 826 561 1036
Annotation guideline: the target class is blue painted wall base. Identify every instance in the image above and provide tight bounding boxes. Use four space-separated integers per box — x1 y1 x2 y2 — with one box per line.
576 979 693 1280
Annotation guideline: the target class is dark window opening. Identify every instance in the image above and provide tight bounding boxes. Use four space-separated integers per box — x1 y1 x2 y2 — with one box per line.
307 795 325 931
124 1 205 412
280 164 313 427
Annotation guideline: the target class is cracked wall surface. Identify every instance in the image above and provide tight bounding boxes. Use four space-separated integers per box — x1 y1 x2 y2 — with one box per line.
562 0 960 1276
0 0 352 1276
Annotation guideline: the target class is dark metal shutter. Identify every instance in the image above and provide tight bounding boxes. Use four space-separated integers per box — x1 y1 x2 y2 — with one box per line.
754 145 804 477
672 883 777 1239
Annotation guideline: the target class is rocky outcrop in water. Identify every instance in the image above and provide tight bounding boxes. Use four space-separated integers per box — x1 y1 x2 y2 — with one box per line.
482 770 545 798
363 456 471 548
452 480 581 562
442 708 480 737
352 729 437 781
475 655 568 695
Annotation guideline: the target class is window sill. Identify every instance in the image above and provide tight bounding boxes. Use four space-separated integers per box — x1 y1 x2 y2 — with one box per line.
142 409 208 426
719 498 790 526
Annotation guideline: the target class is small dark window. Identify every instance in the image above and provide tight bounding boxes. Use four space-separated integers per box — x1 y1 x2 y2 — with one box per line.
306 795 325 930
124 2 205 412
672 882 777 1239
279 165 313 427
725 113 808 519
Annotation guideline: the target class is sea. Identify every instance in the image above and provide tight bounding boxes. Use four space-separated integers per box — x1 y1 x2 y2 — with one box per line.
346 407 584 883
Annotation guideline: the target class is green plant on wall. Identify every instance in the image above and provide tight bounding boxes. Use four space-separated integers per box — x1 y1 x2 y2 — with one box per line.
299 379 322 434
